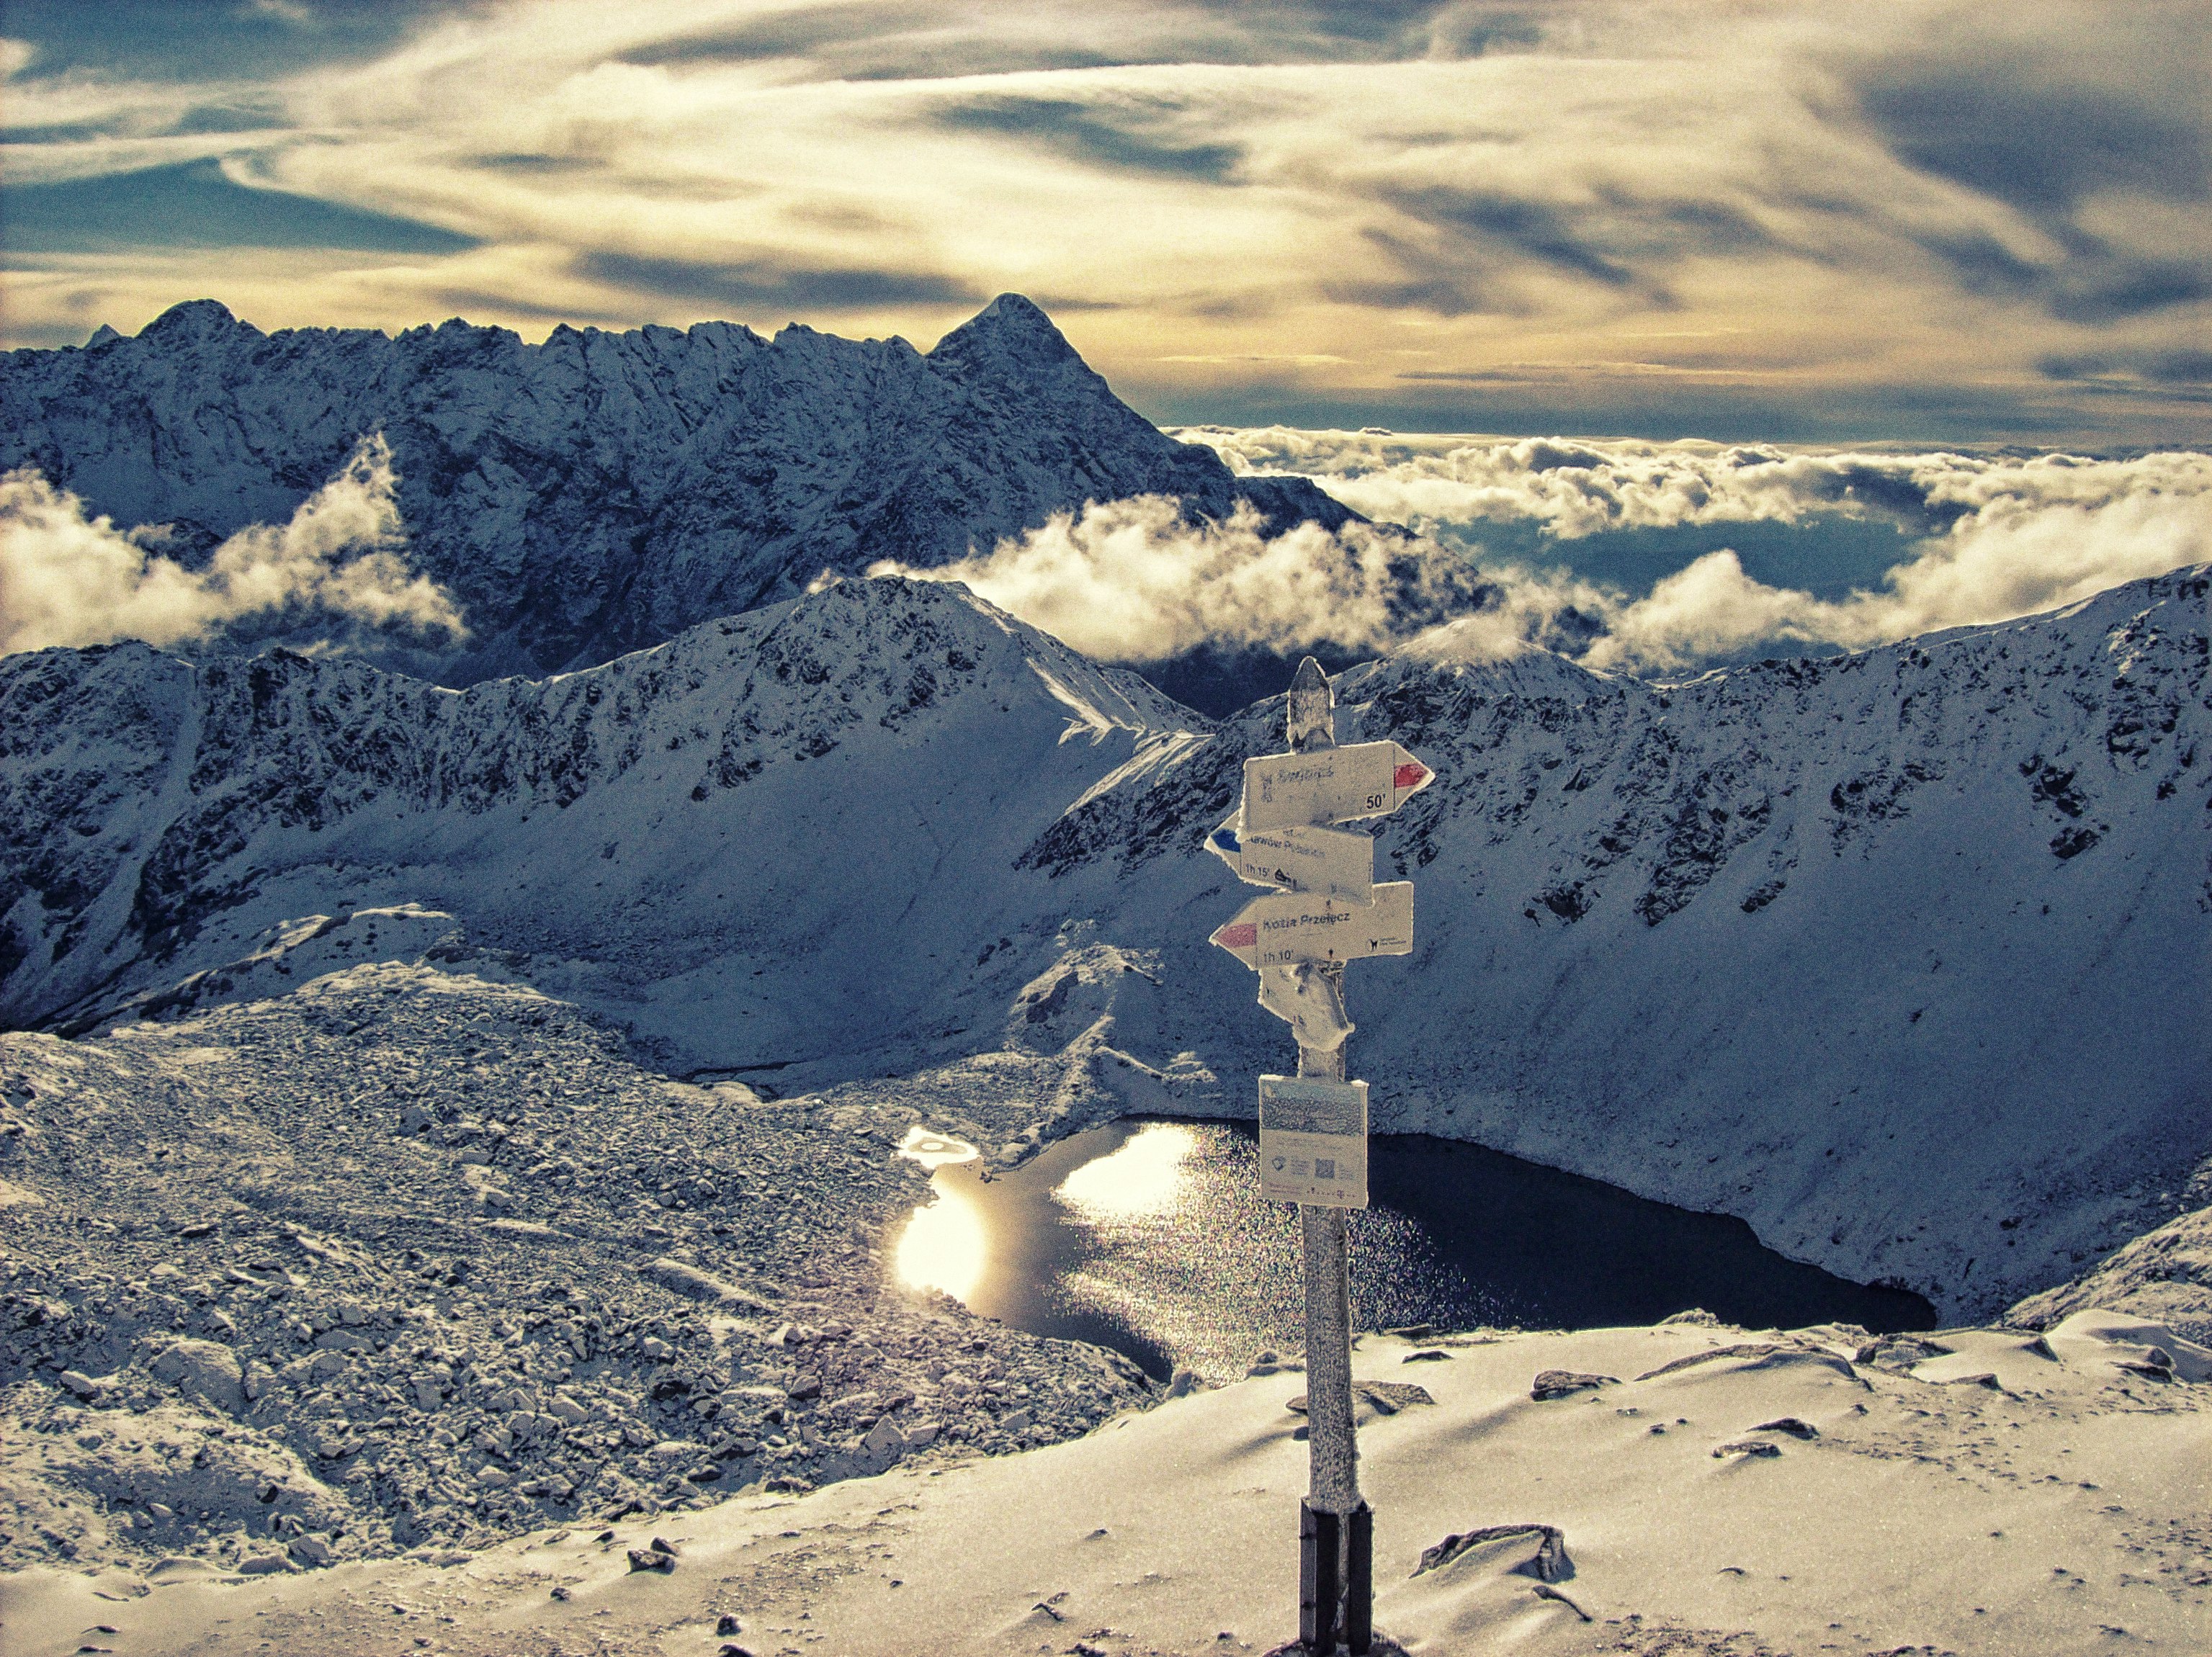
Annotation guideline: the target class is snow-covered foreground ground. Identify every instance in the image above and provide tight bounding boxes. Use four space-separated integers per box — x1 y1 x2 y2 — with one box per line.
6 1316 2206 1657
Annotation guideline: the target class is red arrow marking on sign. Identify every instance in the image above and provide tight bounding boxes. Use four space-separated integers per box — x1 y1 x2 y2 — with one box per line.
1394 761 1429 789
1215 922 1259 949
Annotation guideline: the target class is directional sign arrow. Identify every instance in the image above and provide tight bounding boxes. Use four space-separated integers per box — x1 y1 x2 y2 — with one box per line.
1206 815 1375 902
1241 740 1432 832
1210 882 1413 969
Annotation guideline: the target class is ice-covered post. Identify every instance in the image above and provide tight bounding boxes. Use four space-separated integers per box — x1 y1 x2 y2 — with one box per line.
1206 657 1432 1656
1286 661 1364 1656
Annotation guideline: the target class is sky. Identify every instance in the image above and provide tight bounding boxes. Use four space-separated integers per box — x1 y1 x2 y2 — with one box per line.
3 0 2208 446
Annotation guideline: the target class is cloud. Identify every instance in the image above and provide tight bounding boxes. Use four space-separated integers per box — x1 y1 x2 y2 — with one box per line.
577 250 979 312
1837 8 2212 325
877 433 2211 675
869 494 1491 662
1356 189 1648 309
1851 48 2208 217
1180 427 2205 543
1583 464 2212 671
1 0 451 84
2041 349 2212 403
2 1 2208 447
0 434 466 656
930 96 1242 182
612 1 1522 82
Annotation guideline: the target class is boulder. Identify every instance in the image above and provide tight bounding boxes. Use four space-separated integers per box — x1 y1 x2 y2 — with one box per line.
1529 1370 1616 1402
149 1338 246 1414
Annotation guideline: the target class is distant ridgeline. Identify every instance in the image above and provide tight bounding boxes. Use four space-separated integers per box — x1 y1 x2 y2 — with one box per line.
0 294 1351 683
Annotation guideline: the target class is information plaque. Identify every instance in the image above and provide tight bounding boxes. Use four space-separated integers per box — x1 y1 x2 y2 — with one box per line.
1258 1074 1369 1210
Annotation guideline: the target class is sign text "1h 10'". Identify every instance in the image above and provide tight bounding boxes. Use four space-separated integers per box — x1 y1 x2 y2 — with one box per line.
1209 883 1414 969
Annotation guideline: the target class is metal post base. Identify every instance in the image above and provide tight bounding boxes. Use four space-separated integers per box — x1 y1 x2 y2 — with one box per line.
1345 1500 1373 1655
1300 1497 1373 1655
1300 1499 1340 1653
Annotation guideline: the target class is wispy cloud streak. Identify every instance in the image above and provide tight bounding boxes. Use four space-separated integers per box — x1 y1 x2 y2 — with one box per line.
3 1 2206 443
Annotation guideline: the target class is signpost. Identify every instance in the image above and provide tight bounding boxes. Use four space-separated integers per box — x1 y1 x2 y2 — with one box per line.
1209 657 1432 1656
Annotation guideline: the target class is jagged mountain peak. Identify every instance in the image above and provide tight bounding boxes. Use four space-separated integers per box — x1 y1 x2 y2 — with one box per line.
135 297 247 343
1 295 1354 683
929 292 1088 376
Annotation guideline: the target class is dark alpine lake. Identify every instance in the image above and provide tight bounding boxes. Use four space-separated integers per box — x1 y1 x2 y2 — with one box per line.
895 1117 1935 1381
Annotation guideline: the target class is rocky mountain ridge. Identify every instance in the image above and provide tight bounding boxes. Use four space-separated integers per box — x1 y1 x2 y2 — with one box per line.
0 295 1351 680
1 566 2208 1323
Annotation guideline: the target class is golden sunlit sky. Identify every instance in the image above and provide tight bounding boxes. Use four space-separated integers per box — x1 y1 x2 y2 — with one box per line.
3 0 2207 443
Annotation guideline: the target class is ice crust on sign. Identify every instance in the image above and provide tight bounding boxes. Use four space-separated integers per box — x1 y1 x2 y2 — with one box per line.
1256 964 1355 1051
1259 1075 1369 1136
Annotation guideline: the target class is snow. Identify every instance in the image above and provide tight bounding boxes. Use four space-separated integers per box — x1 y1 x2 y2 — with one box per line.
4 297 2208 1656
5 1316 2206 1656
0 964 1157 1581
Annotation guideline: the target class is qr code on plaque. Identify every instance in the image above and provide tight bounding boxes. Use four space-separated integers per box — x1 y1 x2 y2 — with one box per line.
1314 1158 1335 1180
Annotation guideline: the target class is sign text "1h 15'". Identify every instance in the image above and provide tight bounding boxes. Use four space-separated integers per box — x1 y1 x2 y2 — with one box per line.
1206 819 1374 904
1242 740 1431 833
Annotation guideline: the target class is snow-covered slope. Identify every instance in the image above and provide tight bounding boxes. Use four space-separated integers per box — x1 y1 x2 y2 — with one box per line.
0 575 1200 1082
9 1314 2209 1656
0 296 1350 679
3 567 2208 1318
1028 564 2212 1319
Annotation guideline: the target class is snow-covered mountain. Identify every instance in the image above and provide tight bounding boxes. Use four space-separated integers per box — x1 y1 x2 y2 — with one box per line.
1044 565 2212 1321
0 295 1351 679
0 575 1197 1073
2 566 2208 1319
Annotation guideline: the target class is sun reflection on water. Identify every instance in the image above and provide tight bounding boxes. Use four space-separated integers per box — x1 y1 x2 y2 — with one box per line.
1052 1122 1197 1218
894 1182 987 1301
892 1126 987 1300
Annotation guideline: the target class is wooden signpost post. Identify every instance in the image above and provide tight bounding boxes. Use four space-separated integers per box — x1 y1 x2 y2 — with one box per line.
1209 657 1432 1656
